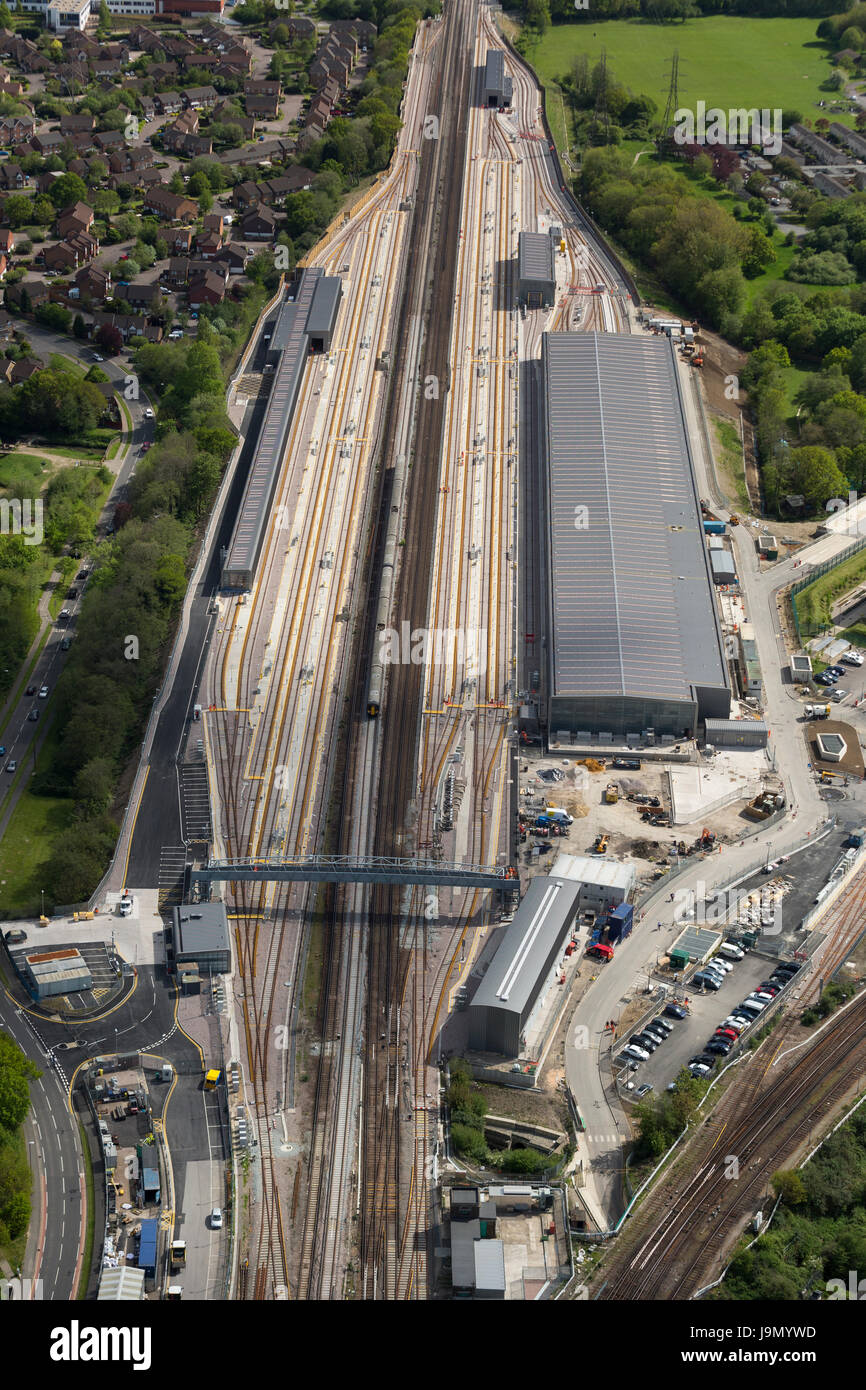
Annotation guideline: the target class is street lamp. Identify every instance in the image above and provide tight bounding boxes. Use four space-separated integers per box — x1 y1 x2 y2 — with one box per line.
27 1141 35 1173
40 889 44 919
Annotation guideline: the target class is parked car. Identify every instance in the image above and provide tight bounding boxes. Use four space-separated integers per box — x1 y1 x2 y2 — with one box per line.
635 1083 653 1098
624 1044 649 1062
706 1038 732 1055
759 982 781 996
631 1033 659 1052
693 972 721 990
707 957 733 973
827 665 846 677
721 1019 747 1034
815 672 837 686
842 650 864 666
649 1017 674 1034
715 1026 738 1041
830 689 848 703
664 1002 688 1019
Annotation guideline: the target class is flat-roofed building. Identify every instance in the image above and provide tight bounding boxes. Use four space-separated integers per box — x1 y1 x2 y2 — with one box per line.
518 231 555 307
468 875 581 1056
541 332 730 744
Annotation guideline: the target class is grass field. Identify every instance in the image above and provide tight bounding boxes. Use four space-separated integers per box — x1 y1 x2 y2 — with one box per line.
0 779 74 919
793 548 866 639
0 453 51 492
712 417 750 513
531 17 847 129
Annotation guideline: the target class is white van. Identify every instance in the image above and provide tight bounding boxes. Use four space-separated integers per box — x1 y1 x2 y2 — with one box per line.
719 942 744 961
544 806 573 824
739 997 765 1014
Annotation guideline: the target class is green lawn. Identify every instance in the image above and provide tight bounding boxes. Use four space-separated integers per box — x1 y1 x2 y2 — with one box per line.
531 17 846 129
793 549 866 638
0 732 74 919
36 442 106 460
0 452 51 492
49 353 85 377
778 364 810 414
712 416 750 514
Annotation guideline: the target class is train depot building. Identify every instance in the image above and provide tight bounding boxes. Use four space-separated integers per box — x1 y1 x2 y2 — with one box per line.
538 332 730 746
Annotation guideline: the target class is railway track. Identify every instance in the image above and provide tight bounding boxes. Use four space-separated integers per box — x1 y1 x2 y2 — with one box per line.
599 994 866 1300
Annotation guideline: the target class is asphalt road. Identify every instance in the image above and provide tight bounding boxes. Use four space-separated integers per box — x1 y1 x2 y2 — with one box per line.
123 313 279 886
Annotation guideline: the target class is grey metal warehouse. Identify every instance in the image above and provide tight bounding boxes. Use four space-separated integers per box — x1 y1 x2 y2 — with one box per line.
482 49 513 109
541 332 730 744
221 267 343 589
468 875 580 1057
518 231 555 308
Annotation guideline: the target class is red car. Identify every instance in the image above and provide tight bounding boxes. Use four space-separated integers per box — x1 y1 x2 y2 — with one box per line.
714 1027 738 1042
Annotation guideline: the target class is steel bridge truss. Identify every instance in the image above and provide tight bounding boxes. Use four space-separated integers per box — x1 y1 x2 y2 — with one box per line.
195 854 517 888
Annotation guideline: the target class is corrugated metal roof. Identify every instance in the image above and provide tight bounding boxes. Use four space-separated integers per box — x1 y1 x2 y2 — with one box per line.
470 876 579 1019
543 332 728 702
519 231 554 286
474 1239 506 1292
705 719 768 735
305 274 341 337
710 549 737 579
549 852 635 893
222 269 322 587
98 1266 146 1301
484 49 505 93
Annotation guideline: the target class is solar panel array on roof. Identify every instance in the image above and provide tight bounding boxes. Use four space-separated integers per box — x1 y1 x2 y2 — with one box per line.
541 332 729 741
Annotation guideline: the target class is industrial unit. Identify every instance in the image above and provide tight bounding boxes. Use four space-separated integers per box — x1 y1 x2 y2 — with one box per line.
221 267 343 589
548 852 635 908
481 48 512 109
468 875 581 1056
23 946 92 1000
517 231 555 308
704 718 769 750
539 332 730 744
168 901 231 976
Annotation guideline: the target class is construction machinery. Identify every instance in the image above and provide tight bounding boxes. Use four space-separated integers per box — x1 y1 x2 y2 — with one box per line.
604 782 619 804
170 1240 186 1272
593 833 609 854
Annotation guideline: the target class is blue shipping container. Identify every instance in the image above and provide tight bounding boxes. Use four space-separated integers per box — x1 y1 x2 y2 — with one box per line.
703 519 726 535
606 903 634 943
137 1217 159 1274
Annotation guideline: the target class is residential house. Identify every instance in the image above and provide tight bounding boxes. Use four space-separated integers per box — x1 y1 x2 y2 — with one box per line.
305 96 333 131
5 279 48 310
164 256 190 286
32 131 64 156
285 16 317 42
172 226 194 255
148 62 179 83
246 93 282 121
73 263 112 303
56 202 94 239
0 228 14 256
93 59 123 79
59 113 96 136
184 87 218 112
181 134 214 158
241 206 277 241
94 131 125 153
0 116 34 145
0 252 6 280
143 188 198 222
184 52 218 71
11 357 44 384
154 92 183 117
0 163 26 190
195 229 222 260
163 108 199 153
202 212 224 237
188 269 226 307
43 233 97 272
214 243 249 275
67 159 90 179
233 180 261 213
124 281 162 310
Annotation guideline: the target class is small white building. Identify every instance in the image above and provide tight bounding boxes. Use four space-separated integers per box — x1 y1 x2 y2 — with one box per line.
549 853 636 909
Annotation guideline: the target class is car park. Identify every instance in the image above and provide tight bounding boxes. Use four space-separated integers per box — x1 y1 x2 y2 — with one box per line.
815 672 837 686
721 1019 747 1034
707 957 733 973
740 997 765 1013
715 1027 738 1041
644 1020 671 1037
827 665 846 677
632 1033 659 1052
664 1002 688 1019
759 982 781 995
830 689 848 703
649 1016 674 1034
